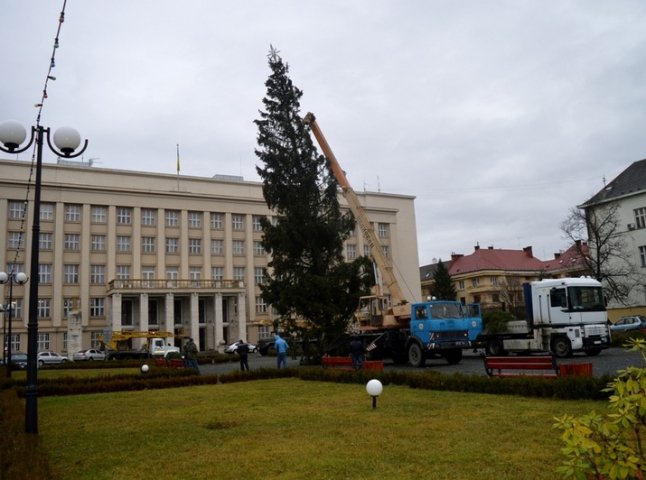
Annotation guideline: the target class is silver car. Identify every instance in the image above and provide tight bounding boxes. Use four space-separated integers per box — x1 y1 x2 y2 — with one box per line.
37 351 68 367
73 348 106 361
609 315 646 332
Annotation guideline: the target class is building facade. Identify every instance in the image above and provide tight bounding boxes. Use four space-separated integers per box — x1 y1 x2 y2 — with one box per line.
0 158 420 356
579 158 646 320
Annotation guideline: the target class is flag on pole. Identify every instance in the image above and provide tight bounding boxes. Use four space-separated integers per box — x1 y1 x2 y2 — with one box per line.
176 144 180 174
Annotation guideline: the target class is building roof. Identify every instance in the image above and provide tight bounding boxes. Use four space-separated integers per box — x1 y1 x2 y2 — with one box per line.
541 240 589 273
580 158 646 207
448 245 545 275
419 260 451 282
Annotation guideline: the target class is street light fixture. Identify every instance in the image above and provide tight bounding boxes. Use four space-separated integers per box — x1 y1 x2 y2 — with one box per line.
0 270 28 378
0 120 88 434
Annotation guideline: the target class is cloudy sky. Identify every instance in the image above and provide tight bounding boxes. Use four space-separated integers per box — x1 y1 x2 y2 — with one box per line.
2 1 646 266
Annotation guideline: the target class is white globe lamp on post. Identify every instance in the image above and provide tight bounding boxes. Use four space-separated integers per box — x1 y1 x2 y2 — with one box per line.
366 379 383 409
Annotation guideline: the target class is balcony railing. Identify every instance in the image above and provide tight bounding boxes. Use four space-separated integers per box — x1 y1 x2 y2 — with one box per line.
107 279 245 292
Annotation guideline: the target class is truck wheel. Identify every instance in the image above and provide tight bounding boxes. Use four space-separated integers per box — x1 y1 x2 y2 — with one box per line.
408 342 425 368
486 339 506 356
443 348 463 365
552 336 572 358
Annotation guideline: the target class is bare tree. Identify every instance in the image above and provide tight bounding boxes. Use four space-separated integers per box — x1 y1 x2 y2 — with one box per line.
498 277 525 318
560 204 638 304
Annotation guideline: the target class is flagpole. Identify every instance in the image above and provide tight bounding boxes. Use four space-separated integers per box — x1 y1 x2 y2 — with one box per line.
176 143 180 191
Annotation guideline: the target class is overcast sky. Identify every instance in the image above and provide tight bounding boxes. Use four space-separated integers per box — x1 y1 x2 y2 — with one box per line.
2 1 646 266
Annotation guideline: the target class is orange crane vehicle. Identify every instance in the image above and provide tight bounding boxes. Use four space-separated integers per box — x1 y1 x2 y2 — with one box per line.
303 112 411 331
304 112 482 366
101 331 180 360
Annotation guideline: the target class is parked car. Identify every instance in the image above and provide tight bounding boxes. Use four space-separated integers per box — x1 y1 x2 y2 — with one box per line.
609 315 646 332
73 348 106 361
224 342 257 354
37 351 68 367
2 352 28 369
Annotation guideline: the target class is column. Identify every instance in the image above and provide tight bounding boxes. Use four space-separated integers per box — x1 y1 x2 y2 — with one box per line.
190 292 199 348
111 293 122 331
214 293 224 350
237 292 247 341
139 293 149 331
164 293 174 334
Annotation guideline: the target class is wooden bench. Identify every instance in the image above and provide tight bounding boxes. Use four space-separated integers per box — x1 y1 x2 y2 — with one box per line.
322 356 384 371
482 354 559 378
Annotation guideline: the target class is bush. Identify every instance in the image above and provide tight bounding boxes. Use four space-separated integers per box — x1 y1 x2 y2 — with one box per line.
482 309 515 333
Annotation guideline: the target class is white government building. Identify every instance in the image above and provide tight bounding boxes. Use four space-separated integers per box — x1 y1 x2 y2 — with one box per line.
0 158 420 355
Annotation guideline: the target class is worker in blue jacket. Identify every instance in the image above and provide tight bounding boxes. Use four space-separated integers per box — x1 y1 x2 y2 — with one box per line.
274 334 289 369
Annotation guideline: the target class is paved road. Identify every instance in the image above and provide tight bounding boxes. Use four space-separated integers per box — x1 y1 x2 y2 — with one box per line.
199 347 643 378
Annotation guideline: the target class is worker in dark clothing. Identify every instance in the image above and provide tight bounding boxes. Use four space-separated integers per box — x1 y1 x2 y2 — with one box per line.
237 339 250 371
349 336 365 370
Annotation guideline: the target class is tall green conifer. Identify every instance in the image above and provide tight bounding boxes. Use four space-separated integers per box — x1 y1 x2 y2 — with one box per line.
254 47 371 350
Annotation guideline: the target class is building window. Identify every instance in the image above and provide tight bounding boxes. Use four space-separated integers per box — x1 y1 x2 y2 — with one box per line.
166 268 179 283
90 265 105 284
258 325 272 340
255 267 265 285
38 264 52 284
211 239 224 255
490 276 499 286
141 208 156 226
65 233 81 251
8 231 23 249
347 244 357 260
378 223 389 238
252 215 264 231
40 203 54 221
232 240 244 256
232 214 245 230
363 245 370 257
63 298 75 318
37 298 51 318
142 236 155 253
165 210 179 227
212 267 224 280
91 205 107 223
64 264 79 284
38 333 50 351
233 267 245 281
142 267 155 283
90 331 102 348
188 211 202 228
210 212 223 229
471 278 480 287
634 207 646 229
90 298 104 317
256 296 268 313
492 293 500 303
39 232 53 250
166 237 179 253
116 207 132 225
65 204 81 222
382 245 390 258
116 265 130 280
116 235 131 252
253 241 265 256
640 246 646 268
458 280 465 290
9 201 26 220
189 267 202 280
91 235 106 252
189 238 201 254
9 299 23 319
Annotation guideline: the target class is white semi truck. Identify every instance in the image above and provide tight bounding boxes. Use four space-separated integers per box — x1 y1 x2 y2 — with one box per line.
479 277 611 358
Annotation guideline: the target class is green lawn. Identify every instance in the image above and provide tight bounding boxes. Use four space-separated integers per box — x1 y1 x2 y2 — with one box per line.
38 377 602 480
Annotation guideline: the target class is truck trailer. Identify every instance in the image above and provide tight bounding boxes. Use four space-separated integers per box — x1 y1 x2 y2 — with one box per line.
478 277 611 358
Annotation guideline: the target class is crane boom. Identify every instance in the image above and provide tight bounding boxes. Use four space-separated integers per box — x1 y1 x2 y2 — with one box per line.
303 112 407 306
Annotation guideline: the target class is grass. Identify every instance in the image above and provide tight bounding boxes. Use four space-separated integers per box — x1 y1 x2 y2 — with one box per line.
38 377 603 480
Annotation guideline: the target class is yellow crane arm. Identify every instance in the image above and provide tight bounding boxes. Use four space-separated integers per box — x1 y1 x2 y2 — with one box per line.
303 112 407 306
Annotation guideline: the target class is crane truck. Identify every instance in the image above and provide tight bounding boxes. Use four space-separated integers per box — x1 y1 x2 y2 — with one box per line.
478 277 611 358
102 331 181 360
304 113 482 366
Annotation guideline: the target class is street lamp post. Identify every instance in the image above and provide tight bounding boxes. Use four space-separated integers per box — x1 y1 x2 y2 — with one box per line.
0 120 88 434
0 270 28 378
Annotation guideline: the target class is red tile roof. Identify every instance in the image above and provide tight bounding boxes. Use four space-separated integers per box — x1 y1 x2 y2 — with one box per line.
542 241 589 272
449 246 545 275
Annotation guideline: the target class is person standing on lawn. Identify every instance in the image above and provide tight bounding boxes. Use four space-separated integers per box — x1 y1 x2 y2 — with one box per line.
349 336 365 370
237 339 250 371
274 334 289 368
183 338 199 371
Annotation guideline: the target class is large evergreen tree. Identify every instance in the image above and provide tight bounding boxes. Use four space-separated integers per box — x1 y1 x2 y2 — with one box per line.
429 260 457 300
254 47 371 350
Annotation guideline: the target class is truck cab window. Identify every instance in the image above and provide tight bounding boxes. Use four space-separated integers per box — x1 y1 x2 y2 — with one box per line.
550 288 567 309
